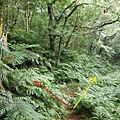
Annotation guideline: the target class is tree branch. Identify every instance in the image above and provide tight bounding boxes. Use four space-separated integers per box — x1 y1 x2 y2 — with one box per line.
95 15 120 29
105 31 119 40
57 1 76 23
64 2 107 24
52 0 56 4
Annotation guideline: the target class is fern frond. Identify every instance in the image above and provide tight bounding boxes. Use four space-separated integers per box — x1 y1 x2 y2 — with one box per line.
9 43 40 51
0 61 13 71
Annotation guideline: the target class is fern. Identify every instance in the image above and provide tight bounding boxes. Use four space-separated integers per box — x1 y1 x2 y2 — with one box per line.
0 91 43 120
0 61 13 72
2 43 41 67
72 70 120 120
1 42 64 119
100 44 116 57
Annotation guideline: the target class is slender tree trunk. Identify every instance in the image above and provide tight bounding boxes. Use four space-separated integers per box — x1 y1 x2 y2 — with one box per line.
0 16 2 38
0 0 3 37
47 3 56 53
0 1 5 92
26 11 29 31
56 37 62 66
56 19 67 66
0 0 3 61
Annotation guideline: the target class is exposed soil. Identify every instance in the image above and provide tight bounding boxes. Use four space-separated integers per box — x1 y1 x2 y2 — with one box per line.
62 83 84 120
67 112 83 120
62 87 78 101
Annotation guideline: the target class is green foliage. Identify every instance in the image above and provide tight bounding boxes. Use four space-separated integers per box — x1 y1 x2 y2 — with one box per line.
0 66 68 120
71 70 120 120
0 91 45 120
53 54 118 84
2 43 41 67
0 43 68 120
0 0 120 120
1 38 119 120
61 49 79 62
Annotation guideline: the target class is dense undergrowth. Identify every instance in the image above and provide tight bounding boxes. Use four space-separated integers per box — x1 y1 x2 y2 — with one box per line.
0 1 120 119
0 43 120 120
70 70 120 120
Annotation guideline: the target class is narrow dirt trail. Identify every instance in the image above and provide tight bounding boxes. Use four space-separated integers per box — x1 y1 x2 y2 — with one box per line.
62 83 84 120
67 112 83 120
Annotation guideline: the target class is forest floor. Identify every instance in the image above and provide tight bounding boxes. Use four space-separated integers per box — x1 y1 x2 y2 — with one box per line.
67 112 83 120
61 83 85 120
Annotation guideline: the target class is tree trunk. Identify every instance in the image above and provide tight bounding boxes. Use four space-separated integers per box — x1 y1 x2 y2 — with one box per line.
0 0 3 61
47 3 56 53
0 0 3 37
56 37 62 66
